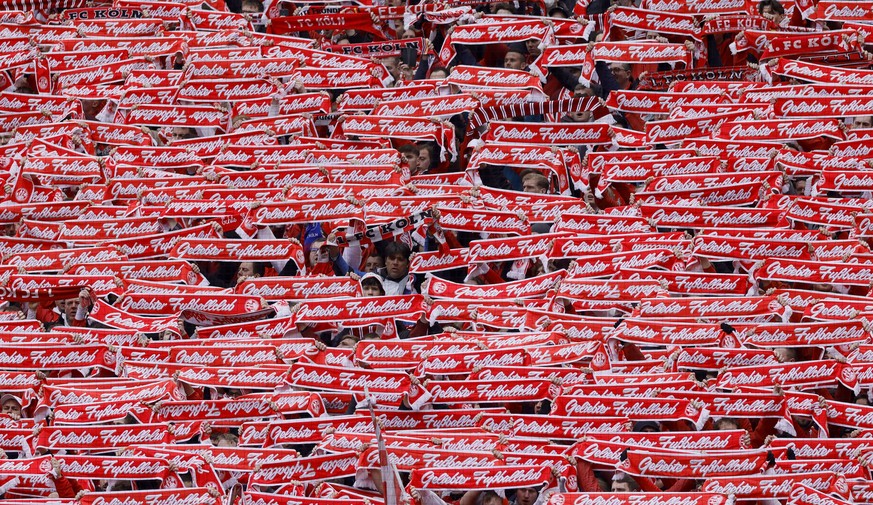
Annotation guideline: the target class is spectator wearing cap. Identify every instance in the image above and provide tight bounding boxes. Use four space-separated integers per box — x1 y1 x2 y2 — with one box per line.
0 394 21 420
633 420 660 433
511 487 539 505
360 273 387 297
548 5 571 17
305 226 363 277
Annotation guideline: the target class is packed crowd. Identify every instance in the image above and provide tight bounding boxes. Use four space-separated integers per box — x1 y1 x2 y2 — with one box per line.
0 0 873 504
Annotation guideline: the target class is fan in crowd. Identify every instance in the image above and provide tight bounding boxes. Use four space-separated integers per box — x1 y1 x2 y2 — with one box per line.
0 0 870 504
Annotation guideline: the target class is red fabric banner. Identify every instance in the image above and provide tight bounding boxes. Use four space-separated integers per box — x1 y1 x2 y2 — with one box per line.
620 448 769 477
409 465 552 490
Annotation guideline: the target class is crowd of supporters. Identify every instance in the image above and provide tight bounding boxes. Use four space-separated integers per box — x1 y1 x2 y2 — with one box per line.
0 0 873 504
